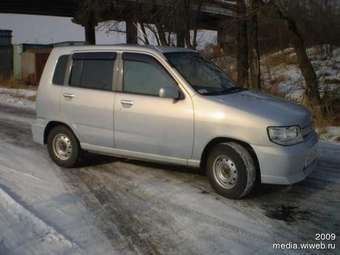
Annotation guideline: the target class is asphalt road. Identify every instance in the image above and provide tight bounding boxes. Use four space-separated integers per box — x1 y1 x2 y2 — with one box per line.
0 103 339 255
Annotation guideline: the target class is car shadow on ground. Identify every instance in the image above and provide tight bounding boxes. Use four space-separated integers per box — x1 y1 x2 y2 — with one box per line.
78 151 202 175
76 151 287 195
63 151 340 232
75 151 340 202
77 151 118 167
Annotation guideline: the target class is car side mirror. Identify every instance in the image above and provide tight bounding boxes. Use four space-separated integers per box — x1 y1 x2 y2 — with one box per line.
159 87 182 100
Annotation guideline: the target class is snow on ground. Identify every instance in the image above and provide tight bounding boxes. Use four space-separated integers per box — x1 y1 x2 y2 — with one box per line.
0 87 36 110
262 46 340 102
319 126 340 144
0 186 81 255
0 104 339 254
262 46 340 143
0 109 119 255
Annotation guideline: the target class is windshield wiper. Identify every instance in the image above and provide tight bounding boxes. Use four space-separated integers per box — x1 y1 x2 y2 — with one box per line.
223 87 245 93
202 87 246 96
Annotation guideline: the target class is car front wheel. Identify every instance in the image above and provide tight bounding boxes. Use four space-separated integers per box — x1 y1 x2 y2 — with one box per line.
207 142 257 199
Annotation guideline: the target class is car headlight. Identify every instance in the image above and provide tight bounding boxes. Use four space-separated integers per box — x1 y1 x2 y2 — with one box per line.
267 126 303 146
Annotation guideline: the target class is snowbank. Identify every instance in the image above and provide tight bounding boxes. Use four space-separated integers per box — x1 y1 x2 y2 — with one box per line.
262 46 340 103
0 186 81 255
0 87 36 110
0 139 118 255
319 127 340 144
262 47 340 143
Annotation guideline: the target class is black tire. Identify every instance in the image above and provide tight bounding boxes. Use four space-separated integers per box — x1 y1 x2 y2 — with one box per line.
47 125 81 168
206 142 256 199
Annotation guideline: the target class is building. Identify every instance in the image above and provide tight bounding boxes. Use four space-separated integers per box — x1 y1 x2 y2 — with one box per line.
13 43 51 83
12 41 86 85
0 29 13 79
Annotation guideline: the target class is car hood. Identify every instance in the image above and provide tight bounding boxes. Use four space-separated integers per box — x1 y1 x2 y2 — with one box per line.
210 90 311 126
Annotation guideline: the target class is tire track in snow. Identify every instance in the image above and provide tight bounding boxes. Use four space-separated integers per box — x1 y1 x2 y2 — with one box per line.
0 164 45 183
0 103 35 119
0 185 82 255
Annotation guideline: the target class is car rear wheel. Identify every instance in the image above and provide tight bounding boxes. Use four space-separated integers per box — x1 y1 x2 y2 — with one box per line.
206 142 256 199
47 126 81 168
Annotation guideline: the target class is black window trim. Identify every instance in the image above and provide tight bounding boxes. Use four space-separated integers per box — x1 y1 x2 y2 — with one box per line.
120 52 184 98
66 51 117 92
52 54 70 86
63 55 73 86
73 52 117 60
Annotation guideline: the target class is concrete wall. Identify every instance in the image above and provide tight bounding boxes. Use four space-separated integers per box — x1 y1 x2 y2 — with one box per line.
13 44 23 80
21 48 51 85
21 51 36 83
13 44 51 82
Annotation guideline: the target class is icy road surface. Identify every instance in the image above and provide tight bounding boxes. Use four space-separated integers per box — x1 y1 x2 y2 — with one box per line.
0 103 339 255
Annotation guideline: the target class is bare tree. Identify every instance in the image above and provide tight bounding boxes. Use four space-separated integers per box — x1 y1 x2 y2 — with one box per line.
247 0 261 90
139 23 150 45
259 0 321 107
168 0 205 48
236 0 249 87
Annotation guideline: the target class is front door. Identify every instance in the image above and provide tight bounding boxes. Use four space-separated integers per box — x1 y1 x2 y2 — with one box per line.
114 53 194 161
61 52 116 148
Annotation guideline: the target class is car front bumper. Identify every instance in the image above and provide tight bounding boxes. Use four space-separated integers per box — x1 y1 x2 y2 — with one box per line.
252 132 319 185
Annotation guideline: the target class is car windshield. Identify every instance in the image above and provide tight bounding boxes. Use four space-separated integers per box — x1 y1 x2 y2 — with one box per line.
165 52 241 95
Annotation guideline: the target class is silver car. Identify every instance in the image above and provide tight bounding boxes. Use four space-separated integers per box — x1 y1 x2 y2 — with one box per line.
32 45 318 199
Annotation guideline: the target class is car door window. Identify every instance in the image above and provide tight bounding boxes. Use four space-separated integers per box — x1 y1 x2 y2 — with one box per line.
122 53 177 96
69 52 116 91
52 54 69 85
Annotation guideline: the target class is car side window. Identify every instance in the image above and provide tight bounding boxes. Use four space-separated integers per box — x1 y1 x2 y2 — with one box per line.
69 52 116 91
52 55 69 85
122 53 177 96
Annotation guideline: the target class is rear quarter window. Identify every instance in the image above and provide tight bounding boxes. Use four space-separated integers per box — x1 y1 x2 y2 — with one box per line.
52 55 69 85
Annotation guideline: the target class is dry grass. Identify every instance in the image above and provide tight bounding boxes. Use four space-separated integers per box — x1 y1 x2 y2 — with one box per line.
324 78 340 84
263 49 340 129
212 56 238 82
314 113 334 131
226 68 238 82
220 50 340 130
0 75 36 90
264 49 297 67
302 97 337 131
0 75 37 103
26 95 37 102
262 75 288 98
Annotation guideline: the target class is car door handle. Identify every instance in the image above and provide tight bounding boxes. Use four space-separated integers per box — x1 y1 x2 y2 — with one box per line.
63 93 75 99
120 100 134 107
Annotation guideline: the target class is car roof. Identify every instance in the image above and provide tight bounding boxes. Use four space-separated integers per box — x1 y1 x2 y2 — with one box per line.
51 44 197 56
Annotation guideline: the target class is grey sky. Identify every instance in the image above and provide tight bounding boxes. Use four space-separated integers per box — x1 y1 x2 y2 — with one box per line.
0 14 126 44
0 13 216 47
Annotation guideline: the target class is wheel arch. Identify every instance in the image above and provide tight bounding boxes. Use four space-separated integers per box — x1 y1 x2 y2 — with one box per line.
200 137 261 182
43 121 78 144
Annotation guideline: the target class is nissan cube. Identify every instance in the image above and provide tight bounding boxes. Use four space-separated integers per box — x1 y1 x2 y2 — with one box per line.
32 45 319 199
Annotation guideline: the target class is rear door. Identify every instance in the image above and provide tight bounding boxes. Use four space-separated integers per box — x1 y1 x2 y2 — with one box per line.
61 52 116 148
